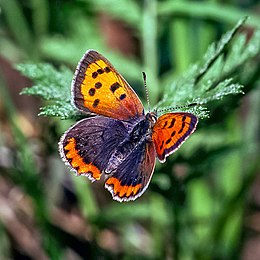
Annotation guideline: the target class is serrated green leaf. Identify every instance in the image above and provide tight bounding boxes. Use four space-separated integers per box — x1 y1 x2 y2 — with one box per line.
38 101 81 120
156 17 257 119
18 63 72 101
195 17 247 83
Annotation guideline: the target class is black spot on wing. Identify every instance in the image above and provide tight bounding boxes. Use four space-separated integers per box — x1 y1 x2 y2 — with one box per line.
178 122 186 134
162 121 168 129
160 140 165 150
88 88 96 96
171 131 176 137
92 72 98 79
93 99 100 108
104 66 111 73
165 138 172 145
119 94 126 100
95 82 102 89
168 119 176 128
110 82 121 93
97 69 104 74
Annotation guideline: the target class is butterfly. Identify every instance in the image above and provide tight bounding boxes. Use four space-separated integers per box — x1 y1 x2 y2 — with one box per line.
59 50 198 202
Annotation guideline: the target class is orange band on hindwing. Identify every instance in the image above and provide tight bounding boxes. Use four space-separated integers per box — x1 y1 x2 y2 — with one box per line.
105 177 142 198
64 138 101 181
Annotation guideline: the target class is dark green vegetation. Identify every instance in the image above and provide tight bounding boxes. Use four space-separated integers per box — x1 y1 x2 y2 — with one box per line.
0 1 260 259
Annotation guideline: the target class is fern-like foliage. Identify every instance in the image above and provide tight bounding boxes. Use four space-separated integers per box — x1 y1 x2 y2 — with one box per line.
18 18 260 120
18 64 80 119
156 17 260 118
19 64 72 101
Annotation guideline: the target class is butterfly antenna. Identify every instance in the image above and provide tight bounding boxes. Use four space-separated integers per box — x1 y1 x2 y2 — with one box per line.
157 102 198 113
142 72 151 112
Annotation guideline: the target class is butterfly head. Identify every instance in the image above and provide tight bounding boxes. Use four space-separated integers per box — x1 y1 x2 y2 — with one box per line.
146 111 157 128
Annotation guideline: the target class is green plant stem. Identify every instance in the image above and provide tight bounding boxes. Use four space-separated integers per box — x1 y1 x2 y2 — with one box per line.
142 0 159 105
30 0 49 39
0 0 36 59
170 16 191 75
73 177 99 220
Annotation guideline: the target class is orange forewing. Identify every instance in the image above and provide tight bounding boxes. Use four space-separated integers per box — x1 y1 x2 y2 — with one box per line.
72 50 144 121
152 113 198 162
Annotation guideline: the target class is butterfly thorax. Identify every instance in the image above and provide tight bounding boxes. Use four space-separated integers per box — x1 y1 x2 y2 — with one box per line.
105 115 155 174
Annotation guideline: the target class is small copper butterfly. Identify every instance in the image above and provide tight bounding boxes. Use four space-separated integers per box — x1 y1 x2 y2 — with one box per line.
59 50 198 202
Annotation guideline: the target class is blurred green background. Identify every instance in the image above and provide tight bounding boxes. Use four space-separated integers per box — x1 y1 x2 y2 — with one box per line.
0 0 260 259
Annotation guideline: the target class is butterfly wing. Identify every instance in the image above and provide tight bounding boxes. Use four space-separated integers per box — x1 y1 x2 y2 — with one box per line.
152 113 198 163
72 50 144 121
105 141 156 202
59 116 128 182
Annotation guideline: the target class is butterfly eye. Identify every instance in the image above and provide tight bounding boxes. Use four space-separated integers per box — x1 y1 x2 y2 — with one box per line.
151 114 157 123
146 112 157 124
